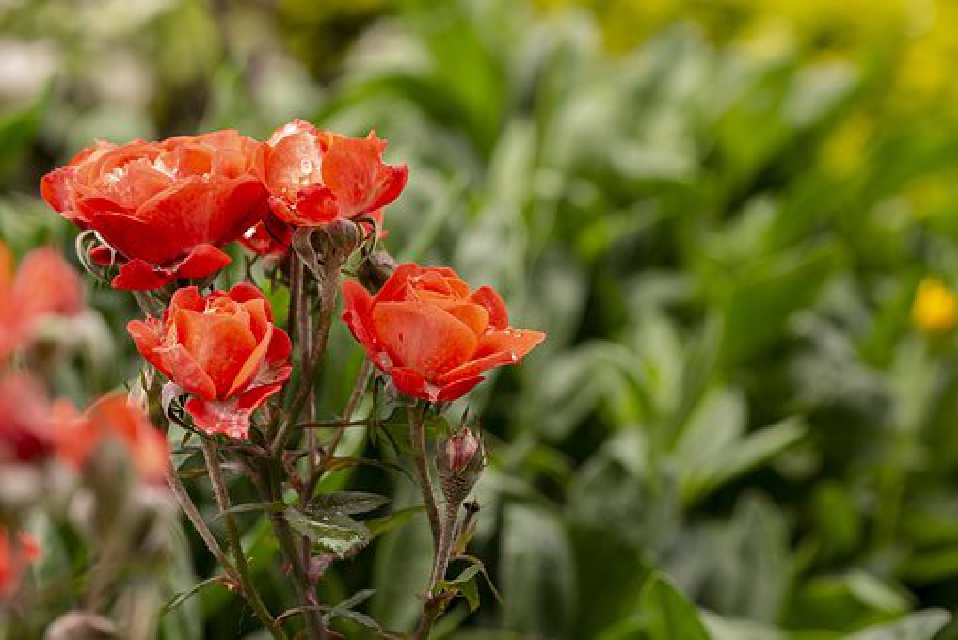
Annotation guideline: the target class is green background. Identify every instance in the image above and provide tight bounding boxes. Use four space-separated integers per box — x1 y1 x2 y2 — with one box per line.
4 0 958 637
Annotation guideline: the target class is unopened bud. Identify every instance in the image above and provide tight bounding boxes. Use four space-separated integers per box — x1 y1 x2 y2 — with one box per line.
439 427 481 474
324 219 363 258
358 251 396 292
437 426 485 505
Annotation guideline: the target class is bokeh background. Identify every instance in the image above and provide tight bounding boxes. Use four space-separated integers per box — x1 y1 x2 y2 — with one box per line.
4 0 958 638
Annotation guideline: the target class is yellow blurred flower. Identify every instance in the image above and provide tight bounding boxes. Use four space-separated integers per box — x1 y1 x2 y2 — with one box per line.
821 113 873 176
913 277 957 332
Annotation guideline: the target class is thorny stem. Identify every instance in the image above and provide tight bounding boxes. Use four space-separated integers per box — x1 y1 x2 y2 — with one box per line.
415 502 462 640
250 461 327 640
408 405 442 548
201 439 285 639
293 258 319 591
165 460 239 584
428 502 461 596
313 359 373 488
272 257 342 457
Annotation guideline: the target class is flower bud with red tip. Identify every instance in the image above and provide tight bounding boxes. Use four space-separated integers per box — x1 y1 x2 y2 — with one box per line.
437 425 485 505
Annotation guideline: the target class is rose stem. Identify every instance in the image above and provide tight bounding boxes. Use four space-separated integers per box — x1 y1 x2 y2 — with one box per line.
271 256 341 457
407 404 442 549
250 460 328 639
314 359 373 483
201 438 286 640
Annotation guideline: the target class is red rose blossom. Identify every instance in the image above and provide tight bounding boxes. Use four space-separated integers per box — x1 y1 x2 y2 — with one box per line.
127 283 292 438
255 120 408 227
57 393 169 484
0 242 83 361
342 264 545 402
41 130 268 290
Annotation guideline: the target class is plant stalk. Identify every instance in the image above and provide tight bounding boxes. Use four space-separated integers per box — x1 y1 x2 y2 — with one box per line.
407 405 442 548
201 439 286 639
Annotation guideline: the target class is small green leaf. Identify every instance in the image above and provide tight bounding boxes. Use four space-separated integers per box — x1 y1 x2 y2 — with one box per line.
640 573 710 640
213 501 286 521
440 565 482 611
457 554 504 604
311 491 390 515
284 509 370 557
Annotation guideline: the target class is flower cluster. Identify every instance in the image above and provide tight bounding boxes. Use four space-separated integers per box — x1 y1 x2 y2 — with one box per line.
43 120 543 438
36 118 544 635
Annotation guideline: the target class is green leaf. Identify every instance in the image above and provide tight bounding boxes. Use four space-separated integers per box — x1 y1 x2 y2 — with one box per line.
440 565 482 611
284 508 370 557
845 610 951 640
457 554 504 605
212 501 286 521
640 573 710 640
310 491 390 516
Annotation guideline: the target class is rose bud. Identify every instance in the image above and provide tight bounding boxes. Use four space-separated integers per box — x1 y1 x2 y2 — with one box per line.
358 251 396 292
342 264 545 403
41 130 268 290
437 425 485 506
255 119 407 227
127 283 292 439
439 425 482 475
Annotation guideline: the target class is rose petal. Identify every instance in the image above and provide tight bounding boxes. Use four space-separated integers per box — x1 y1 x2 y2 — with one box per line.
112 260 173 290
150 343 217 400
374 263 421 303
227 324 272 397
184 382 283 440
469 286 509 330
342 280 378 355
266 327 293 364
438 328 545 385
437 376 485 402
169 286 206 314
173 309 257 398
387 367 430 401
371 301 477 380
173 244 232 280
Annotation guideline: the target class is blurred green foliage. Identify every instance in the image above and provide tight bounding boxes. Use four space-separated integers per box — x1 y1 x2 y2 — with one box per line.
5 0 958 638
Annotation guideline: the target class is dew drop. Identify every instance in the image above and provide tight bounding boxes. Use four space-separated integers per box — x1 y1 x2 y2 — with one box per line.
104 167 127 183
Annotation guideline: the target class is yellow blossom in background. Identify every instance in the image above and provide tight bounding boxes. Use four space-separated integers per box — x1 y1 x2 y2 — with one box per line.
535 0 956 116
913 277 957 332
821 113 873 176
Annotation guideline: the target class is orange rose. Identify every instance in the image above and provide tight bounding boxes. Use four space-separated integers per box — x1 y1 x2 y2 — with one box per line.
127 283 292 438
342 264 545 402
256 120 407 227
41 130 268 290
